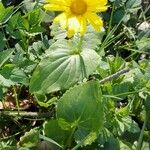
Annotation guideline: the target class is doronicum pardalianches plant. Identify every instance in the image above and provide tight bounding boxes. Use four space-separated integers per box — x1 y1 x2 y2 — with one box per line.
0 0 150 150
29 0 108 94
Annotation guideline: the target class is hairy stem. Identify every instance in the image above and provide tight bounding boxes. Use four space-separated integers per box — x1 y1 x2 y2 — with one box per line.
0 111 53 118
99 68 129 84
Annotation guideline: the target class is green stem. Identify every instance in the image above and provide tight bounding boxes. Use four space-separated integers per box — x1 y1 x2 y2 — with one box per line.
99 68 129 84
137 117 147 150
13 86 20 114
66 127 76 149
107 3 115 34
0 111 53 118
78 35 84 52
71 141 84 150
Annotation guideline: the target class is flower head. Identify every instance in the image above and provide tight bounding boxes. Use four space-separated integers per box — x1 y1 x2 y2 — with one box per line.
44 0 108 37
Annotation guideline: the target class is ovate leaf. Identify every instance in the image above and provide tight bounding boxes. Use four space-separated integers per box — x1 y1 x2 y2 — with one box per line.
57 81 104 145
0 49 14 68
0 64 29 85
30 40 100 94
0 74 14 87
43 120 70 147
0 2 13 24
126 0 142 12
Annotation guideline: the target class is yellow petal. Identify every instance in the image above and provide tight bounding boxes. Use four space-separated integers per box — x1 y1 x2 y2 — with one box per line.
67 29 75 38
86 13 103 31
85 0 108 6
88 6 108 12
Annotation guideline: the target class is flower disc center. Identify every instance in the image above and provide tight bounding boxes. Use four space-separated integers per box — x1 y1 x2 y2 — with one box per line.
70 0 87 15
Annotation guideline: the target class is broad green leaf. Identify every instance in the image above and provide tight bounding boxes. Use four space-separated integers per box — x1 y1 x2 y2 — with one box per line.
0 2 13 24
0 64 29 85
126 0 142 12
0 49 14 68
57 81 104 145
112 8 126 24
19 128 40 147
114 116 140 135
30 39 100 94
0 74 14 87
17 16 29 31
112 82 132 98
7 12 21 29
10 68 29 85
43 120 71 147
98 128 119 147
27 9 41 26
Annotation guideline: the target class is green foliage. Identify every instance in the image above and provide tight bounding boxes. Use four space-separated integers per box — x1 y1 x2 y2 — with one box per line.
0 0 150 150
0 2 13 24
43 120 70 147
29 39 100 94
43 81 103 149
0 49 14 68
19 128 40 148
57 81 103 145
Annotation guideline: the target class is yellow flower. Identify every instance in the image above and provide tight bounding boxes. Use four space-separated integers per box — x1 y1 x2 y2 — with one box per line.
44 0 108 37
